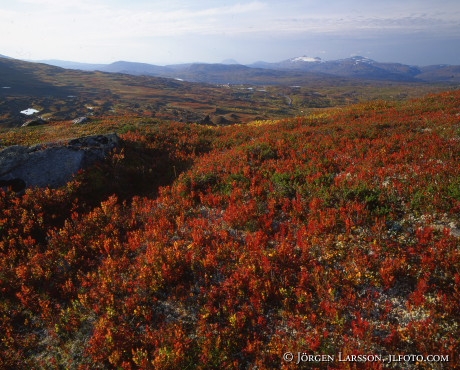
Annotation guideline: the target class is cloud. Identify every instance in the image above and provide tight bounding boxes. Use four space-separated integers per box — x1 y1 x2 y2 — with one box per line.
2 1 267 42
266 11 460 38
4 1 459 40
106 1 267 36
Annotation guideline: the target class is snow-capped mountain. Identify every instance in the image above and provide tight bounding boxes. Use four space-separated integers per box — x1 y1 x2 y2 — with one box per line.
250 56 322 70
250 56 424 81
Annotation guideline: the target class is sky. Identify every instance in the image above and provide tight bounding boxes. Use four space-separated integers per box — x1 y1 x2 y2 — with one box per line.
1 0 460 66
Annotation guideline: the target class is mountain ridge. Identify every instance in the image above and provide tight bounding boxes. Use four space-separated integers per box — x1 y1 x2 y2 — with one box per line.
28 54 460 83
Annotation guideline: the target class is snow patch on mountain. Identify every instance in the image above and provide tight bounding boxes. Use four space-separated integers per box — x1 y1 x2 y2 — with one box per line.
349 56 375 65
290 56 322 63
20 108 40 115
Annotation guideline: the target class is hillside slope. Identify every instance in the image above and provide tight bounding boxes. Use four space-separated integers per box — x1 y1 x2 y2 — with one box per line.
1 91 460 369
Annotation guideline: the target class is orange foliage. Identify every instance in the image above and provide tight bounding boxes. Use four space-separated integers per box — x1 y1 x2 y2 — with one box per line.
1 90 460 368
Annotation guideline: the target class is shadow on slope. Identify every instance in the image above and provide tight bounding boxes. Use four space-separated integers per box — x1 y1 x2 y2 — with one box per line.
0 58 75 97
74 131 212 206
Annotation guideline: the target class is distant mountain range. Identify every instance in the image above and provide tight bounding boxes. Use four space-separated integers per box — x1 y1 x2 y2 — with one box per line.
30 55 460 84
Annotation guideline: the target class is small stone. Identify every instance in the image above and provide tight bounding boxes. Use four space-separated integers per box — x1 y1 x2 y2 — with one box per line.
22 117 47 127
73 116 90 124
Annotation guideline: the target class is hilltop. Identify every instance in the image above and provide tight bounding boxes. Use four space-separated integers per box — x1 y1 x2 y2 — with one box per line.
1 90 459 368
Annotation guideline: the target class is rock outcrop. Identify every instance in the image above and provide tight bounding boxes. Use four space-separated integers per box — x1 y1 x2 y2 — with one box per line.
73 116 90 124
0 133 120 190
22 117 47 127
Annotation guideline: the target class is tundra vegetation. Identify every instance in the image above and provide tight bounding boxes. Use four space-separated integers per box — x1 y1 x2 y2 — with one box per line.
0 90 459 369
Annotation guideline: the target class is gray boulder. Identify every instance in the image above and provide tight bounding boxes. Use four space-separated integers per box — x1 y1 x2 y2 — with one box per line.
0 133 120 190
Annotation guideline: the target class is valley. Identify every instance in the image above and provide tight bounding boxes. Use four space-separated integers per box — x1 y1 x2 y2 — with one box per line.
0 55 456 128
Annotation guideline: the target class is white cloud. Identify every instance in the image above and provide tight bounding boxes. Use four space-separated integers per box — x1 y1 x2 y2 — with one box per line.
4 1 459 39
104 1 267 37
2 1 267 45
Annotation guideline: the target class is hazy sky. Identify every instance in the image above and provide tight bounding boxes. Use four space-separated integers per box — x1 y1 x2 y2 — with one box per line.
1 0 459 65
